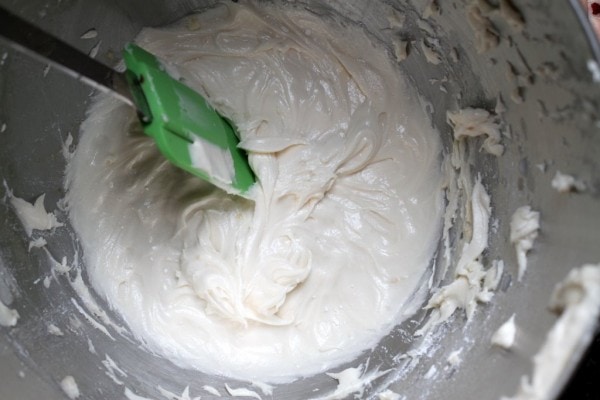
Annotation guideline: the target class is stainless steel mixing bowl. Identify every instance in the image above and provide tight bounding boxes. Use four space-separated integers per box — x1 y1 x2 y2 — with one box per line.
1 0 599 399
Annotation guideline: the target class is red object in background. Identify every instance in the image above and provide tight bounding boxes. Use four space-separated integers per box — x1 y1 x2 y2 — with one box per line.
587 0 600 39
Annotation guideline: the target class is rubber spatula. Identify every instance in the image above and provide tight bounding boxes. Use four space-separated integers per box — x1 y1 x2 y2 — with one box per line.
0 7 255 196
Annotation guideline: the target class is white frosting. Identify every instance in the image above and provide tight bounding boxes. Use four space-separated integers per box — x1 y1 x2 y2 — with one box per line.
66 1 443 382
495 95 507 115
158 385 199 400
124 387 152 400
550 171 586 193
28 236 47 251
392 39 409 62
71 299 114 340
225 384 262 399
588 59 600 83
87 338 96 354
447 108 504 156
423 0 440 19
88 41 101 59
467 5 500 53
102 354 127 386
499 0 525 32
60 375 80 399
502 264 600 400
68 269 126 337
417 19 435 37
378 389 402 400
421 39 442 65
416 180 502 336
0 299 19 327
387 9 406 29
509 206 540 281
535 162 547 173
8 192 63 236
47 323 64 336
446 348 463 367
424 365 438 379
251 381 274 396
202 385 221 396
44 250 71 274
80 28 98 40
491 314 517 349
319 365 387 400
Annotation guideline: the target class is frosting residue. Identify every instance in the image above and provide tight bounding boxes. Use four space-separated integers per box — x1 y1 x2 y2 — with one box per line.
550 171 586 193
416 179 502 336
510 206 540 281
0 299 19 327
60 375 80 399
447 108 504 156
502 264 600 400
491 314 517 349
7 191 63 237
